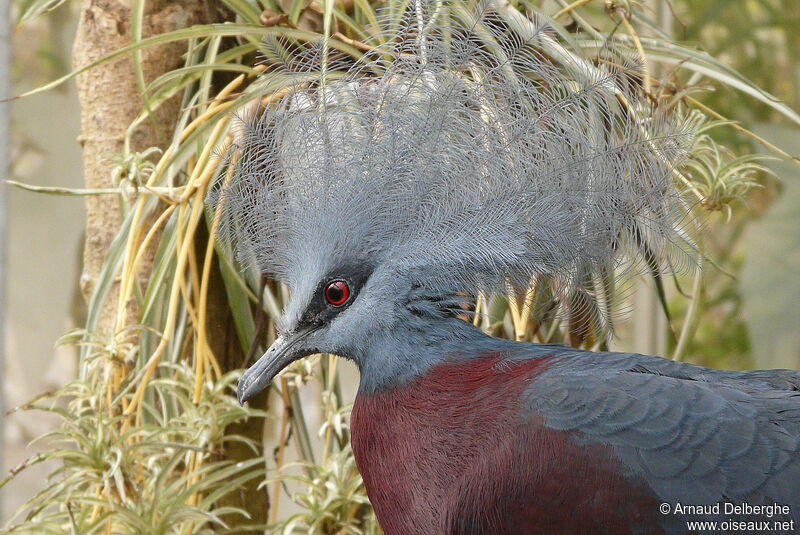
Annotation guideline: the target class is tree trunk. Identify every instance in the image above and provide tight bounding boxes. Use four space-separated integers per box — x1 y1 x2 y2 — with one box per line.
72 2 270 529
73 0 217 333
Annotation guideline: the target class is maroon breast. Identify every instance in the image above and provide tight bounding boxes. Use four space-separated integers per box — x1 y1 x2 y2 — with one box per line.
350 354 662 535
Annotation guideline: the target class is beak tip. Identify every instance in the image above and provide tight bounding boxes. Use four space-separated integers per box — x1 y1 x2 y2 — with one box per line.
236 334 303 406
236 380 251 406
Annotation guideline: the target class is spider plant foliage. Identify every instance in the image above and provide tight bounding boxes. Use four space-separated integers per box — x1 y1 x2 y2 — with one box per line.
683 114 770 223
3 363 267 534
5 0 795 533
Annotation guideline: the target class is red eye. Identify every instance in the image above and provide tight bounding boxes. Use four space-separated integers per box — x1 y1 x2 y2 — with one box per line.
324 280 350 306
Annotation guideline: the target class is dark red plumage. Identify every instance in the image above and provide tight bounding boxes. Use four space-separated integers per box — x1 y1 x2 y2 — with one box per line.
351 354 662 534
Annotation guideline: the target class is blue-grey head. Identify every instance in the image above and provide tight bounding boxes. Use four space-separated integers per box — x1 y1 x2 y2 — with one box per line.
209 3 696 404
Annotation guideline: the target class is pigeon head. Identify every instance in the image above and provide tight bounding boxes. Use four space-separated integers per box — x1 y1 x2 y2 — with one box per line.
210 3 696 403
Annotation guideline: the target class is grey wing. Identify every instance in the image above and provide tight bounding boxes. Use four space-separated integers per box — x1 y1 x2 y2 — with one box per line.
525 356 800 514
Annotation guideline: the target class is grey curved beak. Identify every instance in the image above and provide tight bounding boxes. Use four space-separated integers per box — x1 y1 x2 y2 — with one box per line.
237 330 316 404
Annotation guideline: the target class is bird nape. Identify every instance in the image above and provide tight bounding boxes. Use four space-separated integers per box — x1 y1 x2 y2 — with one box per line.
210 1 800 533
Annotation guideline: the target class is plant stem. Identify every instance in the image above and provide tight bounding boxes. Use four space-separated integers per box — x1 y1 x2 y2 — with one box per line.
673 247 704 361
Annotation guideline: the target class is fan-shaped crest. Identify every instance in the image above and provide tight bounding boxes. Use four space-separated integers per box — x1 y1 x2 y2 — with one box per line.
211 0 696 336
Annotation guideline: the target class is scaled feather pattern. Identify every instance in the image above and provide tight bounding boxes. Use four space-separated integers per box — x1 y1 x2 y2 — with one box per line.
212 1 696 330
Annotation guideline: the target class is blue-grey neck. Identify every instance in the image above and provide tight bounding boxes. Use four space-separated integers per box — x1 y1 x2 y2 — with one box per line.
350 315 536 396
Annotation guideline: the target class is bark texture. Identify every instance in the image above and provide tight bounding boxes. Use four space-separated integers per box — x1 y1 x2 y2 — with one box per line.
73 1 270 528
73 0 217 333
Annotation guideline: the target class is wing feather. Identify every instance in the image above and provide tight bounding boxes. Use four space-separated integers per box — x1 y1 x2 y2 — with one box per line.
524 352 800 514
